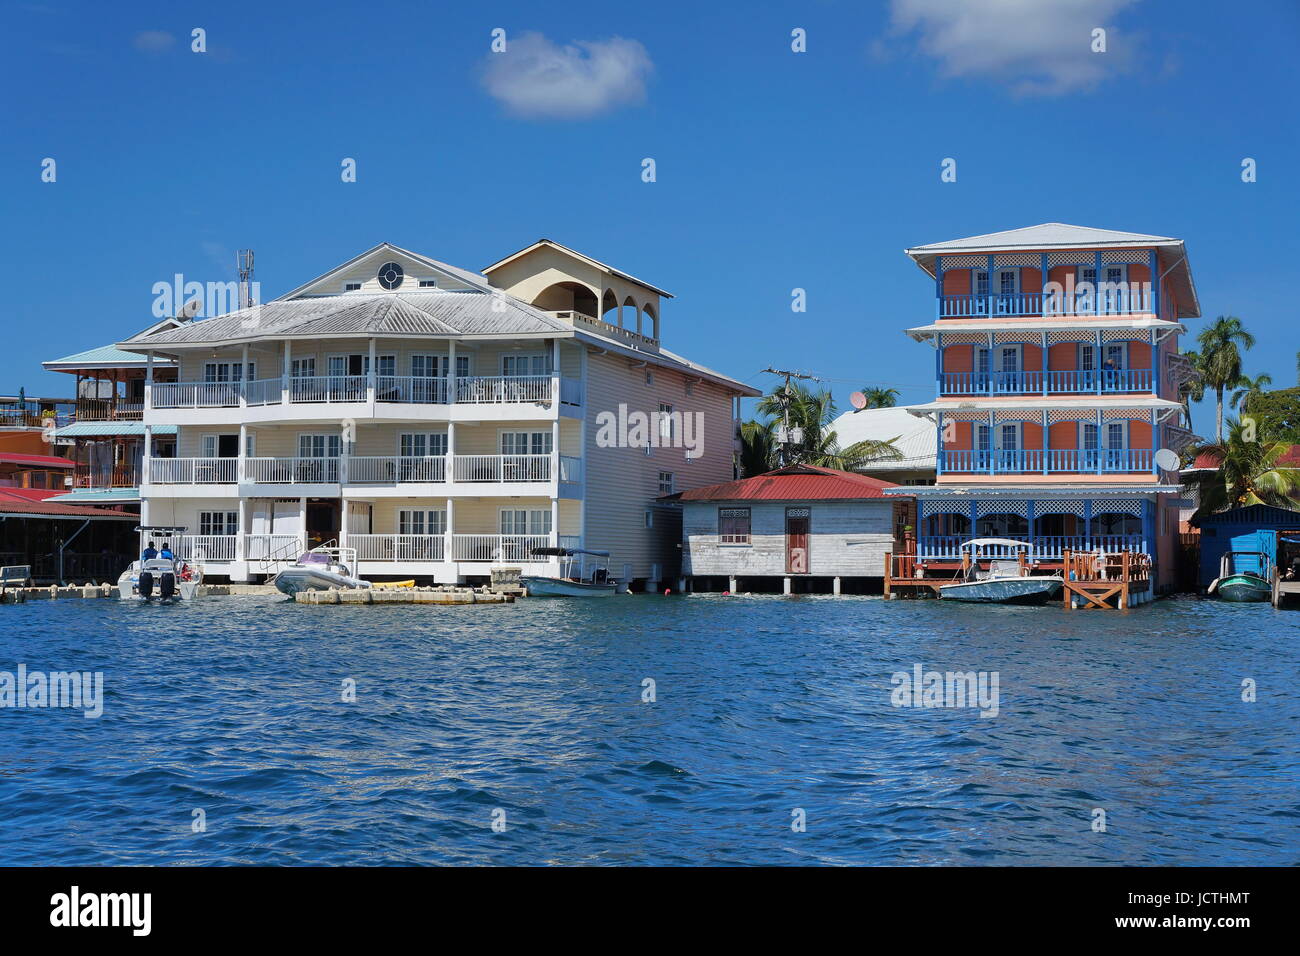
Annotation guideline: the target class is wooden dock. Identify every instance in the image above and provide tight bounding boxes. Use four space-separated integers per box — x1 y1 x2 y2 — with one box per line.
1272 572 1300 609
1061 550 1151 609
883 549 1153 609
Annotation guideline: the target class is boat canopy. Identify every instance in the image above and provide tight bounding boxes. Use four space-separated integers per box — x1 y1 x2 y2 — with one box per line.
960 538 1032 550
530 547 611 558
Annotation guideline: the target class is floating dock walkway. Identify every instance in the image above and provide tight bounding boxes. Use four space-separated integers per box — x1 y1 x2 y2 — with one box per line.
294 586 513 605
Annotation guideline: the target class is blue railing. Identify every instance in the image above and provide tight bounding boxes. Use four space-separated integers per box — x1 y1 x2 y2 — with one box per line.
917 534 1145 560
939 367 1155 396
939 448 1155 475
938 288 1155 319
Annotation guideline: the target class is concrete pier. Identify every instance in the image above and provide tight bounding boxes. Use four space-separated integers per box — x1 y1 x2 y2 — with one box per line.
294 586 513 606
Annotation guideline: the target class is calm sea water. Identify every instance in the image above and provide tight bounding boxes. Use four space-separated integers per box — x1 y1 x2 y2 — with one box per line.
0 593 1296 866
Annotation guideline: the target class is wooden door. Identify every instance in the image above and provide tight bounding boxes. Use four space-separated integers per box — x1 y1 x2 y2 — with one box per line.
785 507 810 574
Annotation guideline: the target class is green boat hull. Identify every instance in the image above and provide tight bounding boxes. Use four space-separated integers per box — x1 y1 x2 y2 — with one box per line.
1216 574 1272 603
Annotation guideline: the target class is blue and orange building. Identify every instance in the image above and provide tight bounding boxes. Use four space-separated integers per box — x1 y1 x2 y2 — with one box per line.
884 223 1200 593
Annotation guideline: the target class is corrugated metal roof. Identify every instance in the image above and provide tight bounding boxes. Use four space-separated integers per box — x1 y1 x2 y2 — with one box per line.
54 422 177 437
46 489 140 504
0 495 135 519
907 223 1180 252
44 343 174 368
668 465 901 502
831 406 936 471
0 453 75 468
119 291 570 347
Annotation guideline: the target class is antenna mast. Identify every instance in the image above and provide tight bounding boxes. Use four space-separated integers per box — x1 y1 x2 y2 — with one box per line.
237 249 255 309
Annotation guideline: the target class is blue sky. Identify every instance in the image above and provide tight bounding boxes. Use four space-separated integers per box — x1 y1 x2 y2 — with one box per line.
3 0 1297 436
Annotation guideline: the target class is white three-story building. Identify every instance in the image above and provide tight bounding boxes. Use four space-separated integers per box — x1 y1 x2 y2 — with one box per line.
122 241 758 587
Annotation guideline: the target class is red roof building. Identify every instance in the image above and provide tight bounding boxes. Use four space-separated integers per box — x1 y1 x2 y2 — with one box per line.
667 465 913 593
668 464 901 502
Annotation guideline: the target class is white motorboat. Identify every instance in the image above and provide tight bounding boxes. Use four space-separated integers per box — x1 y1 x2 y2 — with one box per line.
117 526 203 601
938 538 1063 605
274 547 369 596
521 547 618 597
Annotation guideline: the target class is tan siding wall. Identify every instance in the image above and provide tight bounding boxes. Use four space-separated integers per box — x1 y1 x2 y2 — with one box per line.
582 352 736 581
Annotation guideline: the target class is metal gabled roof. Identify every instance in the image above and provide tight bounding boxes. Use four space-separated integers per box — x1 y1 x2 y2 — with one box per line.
54 422 176 437
117 292 572 350
483 239 674 298
665 464 901 502
43 343 176 370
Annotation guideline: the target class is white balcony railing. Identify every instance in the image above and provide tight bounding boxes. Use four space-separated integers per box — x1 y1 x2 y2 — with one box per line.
245 534 303 562
348 455 448 484
243 457 341 484
148 457 238 484
289 375 368 403
452 454 551 482
142 455 576 487
455 376 552 404
451 534 551 562
147 374 582 409
175 535 238 562
151 382 242 408
351 534 445 562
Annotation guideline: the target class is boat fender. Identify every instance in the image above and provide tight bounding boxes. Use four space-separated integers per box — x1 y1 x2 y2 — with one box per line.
138 571 154 599
160 573 176 600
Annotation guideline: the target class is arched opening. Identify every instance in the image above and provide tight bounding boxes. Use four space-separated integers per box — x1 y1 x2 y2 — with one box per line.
530 281 598 319
601 289 619 326
976 512 1028 537
643 302 658 339
623 296 639 334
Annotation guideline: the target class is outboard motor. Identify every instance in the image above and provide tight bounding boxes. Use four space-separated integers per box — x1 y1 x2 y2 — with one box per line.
159 572 176 600
138 571 154 599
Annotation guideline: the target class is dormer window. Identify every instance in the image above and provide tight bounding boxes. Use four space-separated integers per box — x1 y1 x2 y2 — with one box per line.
377 261 404 290
418 279 437 289
343 282 362 292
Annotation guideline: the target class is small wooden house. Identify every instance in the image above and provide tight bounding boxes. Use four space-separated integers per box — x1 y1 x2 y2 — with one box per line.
664 464 911 594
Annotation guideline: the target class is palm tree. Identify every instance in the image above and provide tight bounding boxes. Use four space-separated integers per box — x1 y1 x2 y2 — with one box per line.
1195 315 1256 441
737 420 771 478
1230 372 1272 413
857 386 900 409
753 382 902 470
1191 418 1300 517
1179 348 1207 430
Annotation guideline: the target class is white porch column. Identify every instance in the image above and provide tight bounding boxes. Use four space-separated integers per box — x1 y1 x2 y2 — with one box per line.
551 337 561 404
551 418 560 485
236 498 248 565
238 423 247 483
367 336 377 407
550 497 559 547
448 339 457 404
240 344 249 408
299 496 307 551
144 351 154 413
445 497 454 564
446 422 456 483
281 340 291 404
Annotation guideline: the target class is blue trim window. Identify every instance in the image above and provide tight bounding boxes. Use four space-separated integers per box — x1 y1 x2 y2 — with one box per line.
974 270 990 296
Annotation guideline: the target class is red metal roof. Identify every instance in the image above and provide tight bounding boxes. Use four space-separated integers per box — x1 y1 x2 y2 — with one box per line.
1189 444 1300 471
0 494 134 519
0 452 75 469
669 465 902 502
0 488 63 503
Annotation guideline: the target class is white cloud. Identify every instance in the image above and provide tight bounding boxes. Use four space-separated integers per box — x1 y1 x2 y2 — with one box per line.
482 32 652 120
132 30 176 53
887 0 1141 95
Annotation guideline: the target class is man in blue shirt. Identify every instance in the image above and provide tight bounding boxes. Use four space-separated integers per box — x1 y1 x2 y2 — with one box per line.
142 540 159 561
159 544 174 560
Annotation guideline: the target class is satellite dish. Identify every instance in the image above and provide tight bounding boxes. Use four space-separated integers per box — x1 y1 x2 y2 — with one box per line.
849 391 867 410
177 299 203 320
1154 448 1181 472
